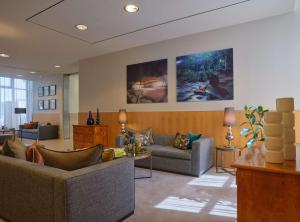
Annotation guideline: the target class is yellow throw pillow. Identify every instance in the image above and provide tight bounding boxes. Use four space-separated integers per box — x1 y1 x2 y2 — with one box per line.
102 149 115 162
38 145 103 171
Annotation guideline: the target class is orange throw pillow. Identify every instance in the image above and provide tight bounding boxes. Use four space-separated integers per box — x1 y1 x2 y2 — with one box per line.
26 140 44 164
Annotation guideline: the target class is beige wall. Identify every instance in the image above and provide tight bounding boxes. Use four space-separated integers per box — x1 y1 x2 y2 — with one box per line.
79 9 300 113
33 74 63 137
68 74 79 138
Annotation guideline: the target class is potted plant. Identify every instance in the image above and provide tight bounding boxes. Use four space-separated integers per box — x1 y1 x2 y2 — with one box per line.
240 105 268 158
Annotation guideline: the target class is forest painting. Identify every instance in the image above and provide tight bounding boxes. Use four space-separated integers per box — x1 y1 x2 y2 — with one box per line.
127 59 168 104
176 48 233 102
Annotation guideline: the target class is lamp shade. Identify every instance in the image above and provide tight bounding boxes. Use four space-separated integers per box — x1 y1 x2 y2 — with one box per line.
223 107 236 127
15 108 26 114
118 109 127 124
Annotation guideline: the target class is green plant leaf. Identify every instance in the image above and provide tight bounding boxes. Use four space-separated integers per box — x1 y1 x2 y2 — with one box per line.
247 138 256 148
257 106 263 114
256 122 263 127
240 128 250 136
250 115 256 125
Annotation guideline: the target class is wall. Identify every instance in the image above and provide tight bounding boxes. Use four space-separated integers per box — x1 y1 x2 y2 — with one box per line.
68 74 79 138
33 74 63 137
79 9 300 146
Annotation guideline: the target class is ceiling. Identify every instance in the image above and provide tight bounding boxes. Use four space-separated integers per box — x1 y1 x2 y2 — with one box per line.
0 0 296 77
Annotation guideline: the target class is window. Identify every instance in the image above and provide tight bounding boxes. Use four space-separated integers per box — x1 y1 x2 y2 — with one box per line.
0 76 33 128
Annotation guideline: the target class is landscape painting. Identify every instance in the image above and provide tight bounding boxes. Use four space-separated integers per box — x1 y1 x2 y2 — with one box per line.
176 48 233 102
127 59 168 104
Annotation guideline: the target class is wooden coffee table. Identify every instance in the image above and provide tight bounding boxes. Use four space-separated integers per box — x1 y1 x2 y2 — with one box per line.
133 150 152 179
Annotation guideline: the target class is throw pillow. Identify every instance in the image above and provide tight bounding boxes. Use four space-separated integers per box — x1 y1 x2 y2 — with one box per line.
141 128 154 144
134 133 151 146
26 141 44 164
7 138 27 160
174 133 190 150
2 139 15 157
187 133 202 149
23 123 35 129
102 149 114 162
30 121 39 129
38 144 103 171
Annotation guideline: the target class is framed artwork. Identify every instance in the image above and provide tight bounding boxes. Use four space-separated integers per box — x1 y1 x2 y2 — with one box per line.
50 99 56 110
176 48 233 102
38 100 44 110
44 86 49 96
127 59 168 104
43 100 49 110
38 87 43 97
50 85 56 96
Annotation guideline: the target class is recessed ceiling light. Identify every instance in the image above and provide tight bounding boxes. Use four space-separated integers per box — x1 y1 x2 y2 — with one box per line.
124 4 139 13
75 24 88 31
17 74 23 77
0 53 9 58
30 71 36 74
54 65 61 68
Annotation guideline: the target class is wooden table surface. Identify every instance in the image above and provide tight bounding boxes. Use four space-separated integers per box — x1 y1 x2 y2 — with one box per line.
232 148 300 176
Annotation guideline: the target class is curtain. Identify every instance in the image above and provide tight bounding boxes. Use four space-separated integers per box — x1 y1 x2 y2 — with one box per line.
0 76 33 129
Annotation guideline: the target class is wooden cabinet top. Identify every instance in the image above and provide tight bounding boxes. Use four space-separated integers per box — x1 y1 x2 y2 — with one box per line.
73 124 108 128
232 148 300 176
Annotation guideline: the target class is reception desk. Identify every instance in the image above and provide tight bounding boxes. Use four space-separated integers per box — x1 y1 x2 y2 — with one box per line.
232 149 300 222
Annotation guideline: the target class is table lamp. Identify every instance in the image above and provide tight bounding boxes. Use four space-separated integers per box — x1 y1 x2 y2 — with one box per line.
223 107 236 147
118 109 128 134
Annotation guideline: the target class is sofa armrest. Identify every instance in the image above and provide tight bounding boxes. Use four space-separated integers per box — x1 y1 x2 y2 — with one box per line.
191 137 214 176
54 158 135 222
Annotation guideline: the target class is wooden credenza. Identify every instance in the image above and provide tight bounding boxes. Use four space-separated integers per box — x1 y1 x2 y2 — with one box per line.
232 150 300 222
73 125 108 150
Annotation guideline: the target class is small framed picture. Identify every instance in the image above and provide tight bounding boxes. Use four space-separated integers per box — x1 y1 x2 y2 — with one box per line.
38 87 43 97
50 85 56 96
44 86 49 96
38 100 44 110
50 99 56 110
43 100 49 110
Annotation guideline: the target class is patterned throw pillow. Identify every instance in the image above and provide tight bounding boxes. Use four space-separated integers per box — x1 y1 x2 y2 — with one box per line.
134 133 151 146
174 133 190 150
142 128 154 144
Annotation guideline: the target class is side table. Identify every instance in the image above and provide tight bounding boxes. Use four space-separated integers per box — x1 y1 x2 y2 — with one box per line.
216 145 241 175
133 151 152 179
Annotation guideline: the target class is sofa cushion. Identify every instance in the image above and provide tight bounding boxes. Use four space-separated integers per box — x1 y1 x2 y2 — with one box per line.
38 145 103 171
152 134 175 146
21 128 38 133
145 145 191 160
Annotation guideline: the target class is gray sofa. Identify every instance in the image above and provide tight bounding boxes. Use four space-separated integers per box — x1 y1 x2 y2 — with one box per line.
20 125 59 140
117 134 214 176
0 155 135 222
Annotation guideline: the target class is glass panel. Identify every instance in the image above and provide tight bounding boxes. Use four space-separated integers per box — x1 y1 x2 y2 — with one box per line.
0 77 11 87
0 76 33 128
14 79 26 89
